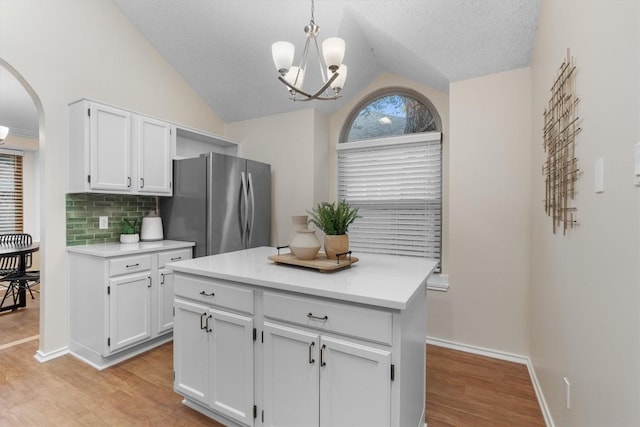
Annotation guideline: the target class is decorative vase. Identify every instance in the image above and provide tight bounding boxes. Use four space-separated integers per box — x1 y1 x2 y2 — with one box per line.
289 215 309 244
120 233 140 244
289 229 321 260
324 234 349 259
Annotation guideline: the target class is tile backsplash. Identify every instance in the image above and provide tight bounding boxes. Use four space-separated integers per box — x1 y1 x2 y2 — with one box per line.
66 193 158 246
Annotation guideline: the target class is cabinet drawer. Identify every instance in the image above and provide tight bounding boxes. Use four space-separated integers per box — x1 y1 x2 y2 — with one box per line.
159 248 192 268
109 254 151 277
263 292 392 345
175 275 254 315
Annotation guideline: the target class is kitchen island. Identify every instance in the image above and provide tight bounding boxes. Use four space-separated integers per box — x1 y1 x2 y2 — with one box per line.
169 246 438 427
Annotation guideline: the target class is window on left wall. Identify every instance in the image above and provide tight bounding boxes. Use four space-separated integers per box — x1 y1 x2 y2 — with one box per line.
0 151 23 233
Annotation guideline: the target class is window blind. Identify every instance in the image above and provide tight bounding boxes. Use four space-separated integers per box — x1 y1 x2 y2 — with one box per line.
0 153 24 234
337 133 441 261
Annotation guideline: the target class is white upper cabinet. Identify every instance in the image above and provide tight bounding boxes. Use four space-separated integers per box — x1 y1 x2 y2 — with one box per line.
89 104 132 191
69 99 174 196
136 116 172 195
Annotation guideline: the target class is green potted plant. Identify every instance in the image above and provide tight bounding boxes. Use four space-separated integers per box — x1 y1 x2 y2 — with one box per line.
307 200 359 259
120 217 139 244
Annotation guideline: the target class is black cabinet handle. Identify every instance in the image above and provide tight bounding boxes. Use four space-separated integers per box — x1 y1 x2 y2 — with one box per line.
200 312 207 330
307 313 328 321
205 315 213 333
320 344 326 367
170 256 182 261
308 342 315 364
199 291 215 297
126 263 139 268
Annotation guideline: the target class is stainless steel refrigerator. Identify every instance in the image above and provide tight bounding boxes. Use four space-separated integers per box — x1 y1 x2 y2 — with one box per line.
160 153 271 258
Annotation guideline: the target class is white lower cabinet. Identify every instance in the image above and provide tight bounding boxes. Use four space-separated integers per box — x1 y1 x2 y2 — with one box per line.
172 272 423 427
174 298 255 426
108 271 153 352
68 244 193 369
262 322 391 427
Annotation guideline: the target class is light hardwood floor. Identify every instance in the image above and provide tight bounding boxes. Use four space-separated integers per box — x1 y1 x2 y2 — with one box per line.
0 292 544 426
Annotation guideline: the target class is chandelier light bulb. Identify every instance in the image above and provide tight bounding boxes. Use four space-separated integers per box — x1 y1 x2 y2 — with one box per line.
284 66 305 90
329 64 347 92
272 41 295 76
322 37 345 72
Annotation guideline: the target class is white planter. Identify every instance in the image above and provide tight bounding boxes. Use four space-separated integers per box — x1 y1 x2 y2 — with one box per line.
120 233 140 244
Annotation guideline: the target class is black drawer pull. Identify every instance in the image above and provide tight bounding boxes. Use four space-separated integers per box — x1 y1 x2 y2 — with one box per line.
199 291 215 297
307 313 328 321
126 263 140 268
170 256 182 261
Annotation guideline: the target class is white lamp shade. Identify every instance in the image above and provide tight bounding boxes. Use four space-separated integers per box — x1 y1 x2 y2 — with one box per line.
272 41 295 75
0 126 8 141
329 64 347 91
284 66 305 89
322 37 345 70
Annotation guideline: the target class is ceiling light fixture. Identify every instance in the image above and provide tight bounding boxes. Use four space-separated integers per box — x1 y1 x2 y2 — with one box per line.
271 0 347 102
0 126 8 143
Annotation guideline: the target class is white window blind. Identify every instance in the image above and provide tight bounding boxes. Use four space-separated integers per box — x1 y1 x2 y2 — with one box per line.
0 152 24 234
337 133 441 261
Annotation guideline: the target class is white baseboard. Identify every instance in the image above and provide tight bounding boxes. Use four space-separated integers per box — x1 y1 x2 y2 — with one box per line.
426 336 554 427
35 345 69 363
426 336 528 364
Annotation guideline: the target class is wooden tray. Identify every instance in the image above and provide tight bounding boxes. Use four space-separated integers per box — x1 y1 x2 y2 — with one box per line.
268 252 359 273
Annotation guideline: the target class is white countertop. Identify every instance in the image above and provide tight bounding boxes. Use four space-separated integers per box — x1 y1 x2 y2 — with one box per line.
67 240 195 257
168 246 438 310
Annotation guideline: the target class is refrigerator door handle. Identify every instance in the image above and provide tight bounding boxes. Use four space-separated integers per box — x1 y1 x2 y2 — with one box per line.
248 172 255 243
240 171 249 245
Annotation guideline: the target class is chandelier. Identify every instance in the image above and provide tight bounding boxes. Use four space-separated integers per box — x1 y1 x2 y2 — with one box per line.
271 0 347 102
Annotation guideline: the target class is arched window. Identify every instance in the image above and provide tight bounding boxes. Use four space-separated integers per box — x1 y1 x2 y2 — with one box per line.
338 88 442 263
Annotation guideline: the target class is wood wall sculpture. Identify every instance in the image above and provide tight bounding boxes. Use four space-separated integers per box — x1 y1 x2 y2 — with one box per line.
542 49 581 235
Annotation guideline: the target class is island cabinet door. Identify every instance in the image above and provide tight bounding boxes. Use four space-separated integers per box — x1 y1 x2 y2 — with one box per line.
319 336 392 427
173 298 210 405
108 272 152 353
263 322 320 427
209 309 255 426
156 267 175 335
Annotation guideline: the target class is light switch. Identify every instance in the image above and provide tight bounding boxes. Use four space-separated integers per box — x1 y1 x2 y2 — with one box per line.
594 158 604 193
99 216 109 229
635 144 640 186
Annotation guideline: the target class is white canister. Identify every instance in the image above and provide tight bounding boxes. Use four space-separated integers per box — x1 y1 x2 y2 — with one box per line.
141 216 164 241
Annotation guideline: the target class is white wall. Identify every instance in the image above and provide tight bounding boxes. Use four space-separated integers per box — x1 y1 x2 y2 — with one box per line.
225 109 330 246
0 0 225 356
530 1 640 425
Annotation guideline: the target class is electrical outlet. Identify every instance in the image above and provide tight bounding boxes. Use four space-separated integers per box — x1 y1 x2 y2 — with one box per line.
563 377 571 410
99 216 109 229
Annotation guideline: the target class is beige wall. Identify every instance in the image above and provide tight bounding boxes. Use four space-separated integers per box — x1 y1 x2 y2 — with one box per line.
530 1 640 425
0 0 224 356
225 109 330 246
440 68 532 356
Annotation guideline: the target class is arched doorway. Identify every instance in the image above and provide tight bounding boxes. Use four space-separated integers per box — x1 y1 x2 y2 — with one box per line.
0 58 44 349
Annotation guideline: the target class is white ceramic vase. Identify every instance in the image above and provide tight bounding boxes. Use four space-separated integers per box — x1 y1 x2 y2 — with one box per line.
289 229 321 260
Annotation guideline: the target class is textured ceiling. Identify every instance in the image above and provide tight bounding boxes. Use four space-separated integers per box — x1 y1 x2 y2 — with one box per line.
113 0 541 123
0 0 541 137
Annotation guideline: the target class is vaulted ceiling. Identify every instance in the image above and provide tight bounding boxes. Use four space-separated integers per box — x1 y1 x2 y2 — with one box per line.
113 0 541 123
0 0 541 137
